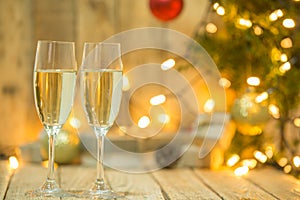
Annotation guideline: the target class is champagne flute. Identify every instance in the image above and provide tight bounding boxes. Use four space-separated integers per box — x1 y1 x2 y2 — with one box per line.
26 40 77 197
80 42 123 198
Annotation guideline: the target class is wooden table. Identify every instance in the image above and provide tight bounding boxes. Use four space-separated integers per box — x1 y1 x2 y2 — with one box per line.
1 160 300 199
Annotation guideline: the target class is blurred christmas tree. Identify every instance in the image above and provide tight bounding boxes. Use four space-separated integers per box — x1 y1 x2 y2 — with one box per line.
194 0 300 175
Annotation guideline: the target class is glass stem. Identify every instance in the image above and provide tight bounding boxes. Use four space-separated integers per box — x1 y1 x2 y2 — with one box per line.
47 134 56 181
96 135 105 182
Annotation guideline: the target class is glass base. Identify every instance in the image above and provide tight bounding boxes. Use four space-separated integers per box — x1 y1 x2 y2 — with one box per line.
25 179 73 198
73 179 125 199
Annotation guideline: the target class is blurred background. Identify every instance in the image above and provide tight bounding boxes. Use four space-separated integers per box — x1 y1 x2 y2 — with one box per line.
0 0 208 147
1 0 300 175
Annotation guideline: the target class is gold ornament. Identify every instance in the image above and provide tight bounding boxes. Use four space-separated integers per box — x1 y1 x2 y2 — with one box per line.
231 88 270 135
40 129 81 164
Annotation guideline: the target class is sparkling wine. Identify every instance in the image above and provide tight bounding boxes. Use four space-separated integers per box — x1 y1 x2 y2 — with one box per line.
34 69 77 128
81 69 122 130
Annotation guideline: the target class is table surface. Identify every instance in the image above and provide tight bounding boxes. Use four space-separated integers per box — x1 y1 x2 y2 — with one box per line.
1 160 300 200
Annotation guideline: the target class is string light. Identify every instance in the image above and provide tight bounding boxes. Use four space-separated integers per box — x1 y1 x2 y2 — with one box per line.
293 156 300 167
122 75 130 91
213 2 219 10
278 157 288 167
284 165 292 173
9 156 19 170
275 9 284 17
242 159 257 169
158 114 170 124
268 104 280 119
265 146 274 159
293 118 300 127
247 77 260 86
269 13 278 21
238 18 252 28
226 154 240 167
280 54 288 62
269 9 284 21
206 23 218 33
279 62 291 73
219 77 231 88
69 117 81 129
150 94 166 105
161 59 175 71
253 25 263 35
282 18 295 28
254 150 268 163
255 92 268 103
281 37 293 48
203 98 215 113
234 166 249 176
138 116 150 128
216 6 225 16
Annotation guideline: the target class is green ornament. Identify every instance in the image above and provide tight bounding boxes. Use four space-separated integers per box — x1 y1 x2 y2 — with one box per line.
40 129 81 164
231 89 270 136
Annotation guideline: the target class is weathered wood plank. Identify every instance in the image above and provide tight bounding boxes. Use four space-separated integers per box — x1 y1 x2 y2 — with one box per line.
60 165 95 191
60 165 165 200
0 0 39 148
152 168 221 199
194 168 276 200
34 0 76 41
5 163 60 200
0 161 12 200
107 170 165 200
246 167 300 200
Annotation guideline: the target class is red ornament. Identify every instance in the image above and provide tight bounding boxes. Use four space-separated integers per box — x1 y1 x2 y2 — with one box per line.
149 0 184 22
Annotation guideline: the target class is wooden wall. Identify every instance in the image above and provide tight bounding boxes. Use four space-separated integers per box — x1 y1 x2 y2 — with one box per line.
0 0 208 148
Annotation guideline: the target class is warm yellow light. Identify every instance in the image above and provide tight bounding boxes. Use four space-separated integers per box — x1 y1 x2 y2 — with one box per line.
269 9 283 21
284 165 292 173
150 94 166 105
242 159 257 169
69 117 81 129
203 98 215 113
238 18 252 28
122 75 130 91
255 92 268 103
281 37 293 48
283 18 295 28
268 104 280 119
234 166 249 176
161 59 175 71
219 77 231 88
293 118 300 127
216 6 225 16
213 2 219 10
206 23 218 34
265 146 274 159
269 13 278 21
138 116 150 128
278 157 288 167
41 160 58 169
280 54 288 62
253 25 263 35
158 114 170 124
226 154 240 167
247 77 260 86
279 62 291 73
254 150 268 163
293 156 300 167
275 9 284 17
9 156 19 170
